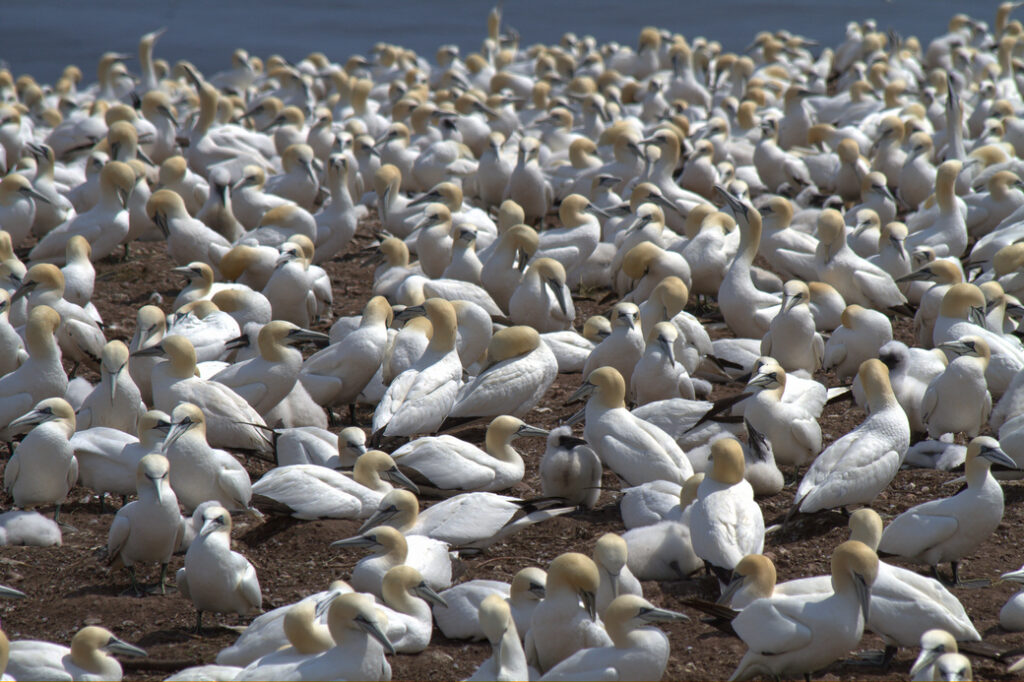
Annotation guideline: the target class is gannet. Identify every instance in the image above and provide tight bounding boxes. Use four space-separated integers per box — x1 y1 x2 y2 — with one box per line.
76 340 145 433
371 298 462 438
570 367 693 485
815 208 907 309
906 160 968 258
716 186 781 338
449 326 558 419
583 302 645 391
252 450 417 519
630 321 694 403
73 409 169 506
743 365 822 467
878 436 1017 584
593 533 643 617
28 161 134 264
0 174 46 248
999 564 1024 631
13 263 106 373
147 188 231 270
434 566 546 642
728 541 878 681
910 630 960 682
4 398 78 522
793 359 909 514
159 403 256 514
761 280 824 374
923 336 992 438
525 553 612 673
823 304 894 380
331 524 452 596
106 454 183 595
621 473 705 580
689 438 764 582
0 305 66 433
359 564 446 653
508 257 574 332
540 594 688 682
466 595 531 681
177 505 262 631
141 335 272 455
391 416 546 493
6 627 146 682
359 488 572 549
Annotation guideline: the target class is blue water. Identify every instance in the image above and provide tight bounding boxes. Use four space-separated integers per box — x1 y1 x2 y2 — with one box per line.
0 1 1007 84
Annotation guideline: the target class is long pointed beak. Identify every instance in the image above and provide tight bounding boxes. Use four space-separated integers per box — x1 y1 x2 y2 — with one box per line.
408 192 437 207
287 328 331 345
852 572 871 623
1001 566 1024 583
564 408 586 425
223 333 250 351
891 237 908 261
149 475 164 504
131 345 166 358
8 409 47 431
969 305 987 328
981 445 1018 469
330 535 378 550
103 637 147 658
0 584 26 599
414 582 448 608
640 606 690 623
383 466 420 494
356 614 397 656
10 280 37 303
547 277 569 317
108 363 125 403
161 418 195 453
515 424 549 438
716 573 745 605
895 268 933 283
357 507 396 535
910 649 942 678
303 160 319 187
659 336 675 366
567 381 595 404
22 187 52 205
580 589 597 620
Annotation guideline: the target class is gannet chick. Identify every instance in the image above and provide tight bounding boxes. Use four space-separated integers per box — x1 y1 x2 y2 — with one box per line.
525 553 612 673
910 630 959 682
107 454 183 595
177 505 262 632
729 541 878 681
540 425 602 510
331 525 452 596
583 302 645 390
371 298 462 438
160 403 256 515
509 257 574 332
743 365 822 467
358 488 572 550
141 335 272 456
689 438 764 583
4 398 77 522
878 436 1017 585
390 415 546 493
540 594 688 682
76 340 145 433
6 627 146 682
466 595 530 681
593 533 643 617
761 280 824 374
923 336 991 438
449 326 558 419
434 566 546 642
823 304 894 380
815 208 907 309
569 367 693 485
793 359 910 514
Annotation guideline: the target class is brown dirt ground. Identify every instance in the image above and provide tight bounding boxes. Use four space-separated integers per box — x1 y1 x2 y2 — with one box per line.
1 220 1023 681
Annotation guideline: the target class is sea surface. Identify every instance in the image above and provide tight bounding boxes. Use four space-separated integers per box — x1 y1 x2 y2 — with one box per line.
0 0 1009 85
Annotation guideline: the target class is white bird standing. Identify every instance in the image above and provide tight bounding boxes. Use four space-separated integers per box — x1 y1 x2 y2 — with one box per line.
177 505 262 632
4 398 78 523
922 336 992 438
878 436 1017 584
793 359 910 514
75 340 145 433
106 454 183 595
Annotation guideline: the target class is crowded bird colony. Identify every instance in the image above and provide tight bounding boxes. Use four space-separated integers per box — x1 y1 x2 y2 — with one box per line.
0 3 1022 681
